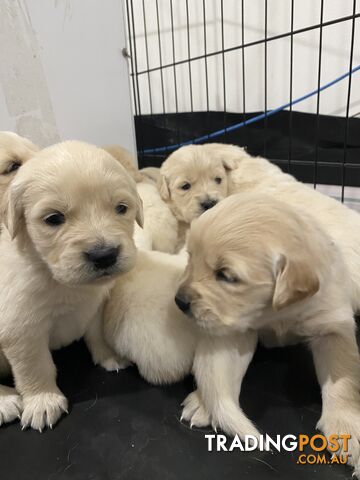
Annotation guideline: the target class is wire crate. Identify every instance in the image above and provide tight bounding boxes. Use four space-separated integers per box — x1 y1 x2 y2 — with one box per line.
125 0 360 205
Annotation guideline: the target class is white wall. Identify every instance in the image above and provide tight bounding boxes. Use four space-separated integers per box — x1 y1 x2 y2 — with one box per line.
0 0 136 154
129 0 360 117
0 1 358 152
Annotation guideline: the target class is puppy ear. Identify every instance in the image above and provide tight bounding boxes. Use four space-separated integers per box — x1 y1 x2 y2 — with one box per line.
2 181 25 240
135 193 144 228
157 174 170 200
221 146 249 171
221 154 239 171
272 254 320 311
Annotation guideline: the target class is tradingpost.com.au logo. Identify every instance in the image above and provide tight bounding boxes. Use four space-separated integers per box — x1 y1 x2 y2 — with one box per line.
205 433 351 465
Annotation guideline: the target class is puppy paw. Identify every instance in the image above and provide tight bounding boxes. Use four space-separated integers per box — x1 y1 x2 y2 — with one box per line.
181 389 261 439
317 407 360 471
181 390 211 428
89 340 130 372
99 355 131 372
21 391 68 431
0 385 23 425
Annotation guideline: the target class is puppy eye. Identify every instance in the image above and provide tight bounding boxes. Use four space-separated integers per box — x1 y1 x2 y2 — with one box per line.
214 177 222 184
215 269 239 284
116 203 128 215
180 182 191 191
44 212 65 227
4 161 21 175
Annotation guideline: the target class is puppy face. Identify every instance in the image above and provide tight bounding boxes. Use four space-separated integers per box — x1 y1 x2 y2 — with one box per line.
3 141 143 286
158 144 246 224
176 194 323 335
0 132 39 206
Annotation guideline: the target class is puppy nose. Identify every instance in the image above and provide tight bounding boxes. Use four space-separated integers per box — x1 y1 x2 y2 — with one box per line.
85 246 119 270
175 295 190 313
200 198 218 211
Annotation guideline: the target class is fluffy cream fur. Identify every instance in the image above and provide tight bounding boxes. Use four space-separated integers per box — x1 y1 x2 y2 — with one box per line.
227 146 360 312
102 151 179 253
103 144 143 183
0 141 143 431
140 166 161 184
0 131 39 212
134 180 179 253
177 193 360 475
104 249 197 384
101 158 178 253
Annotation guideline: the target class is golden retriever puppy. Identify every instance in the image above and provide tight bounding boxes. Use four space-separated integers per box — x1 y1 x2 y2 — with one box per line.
0 141 143 431
158 144 241 247
176 193 360 474
104 249 197 385
0 131 39 208
103 144 143 183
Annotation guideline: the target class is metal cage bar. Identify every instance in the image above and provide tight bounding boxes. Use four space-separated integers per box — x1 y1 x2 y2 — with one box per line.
263 0 268 157
314 0 325 189
288 0 294 173
341 0 357 201
132 13 360 77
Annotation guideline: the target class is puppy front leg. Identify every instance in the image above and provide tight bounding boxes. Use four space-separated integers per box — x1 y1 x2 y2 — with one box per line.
85 305 130 372
182 331 260 439
3 335 67 431
310 329 360 473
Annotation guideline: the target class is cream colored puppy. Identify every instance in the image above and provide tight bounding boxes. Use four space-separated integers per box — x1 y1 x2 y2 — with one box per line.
104 249 197 385
0 141 143 430
158 144 240 247
176 193 360 474
0 131 39 207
